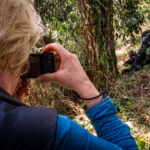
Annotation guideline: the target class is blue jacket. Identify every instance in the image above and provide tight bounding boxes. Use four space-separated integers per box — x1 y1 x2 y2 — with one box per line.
54 97 138 150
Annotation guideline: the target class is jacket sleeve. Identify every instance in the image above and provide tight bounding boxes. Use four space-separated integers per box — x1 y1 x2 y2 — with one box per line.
53 97 138 150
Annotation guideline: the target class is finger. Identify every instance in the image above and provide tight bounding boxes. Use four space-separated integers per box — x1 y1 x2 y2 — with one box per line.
54 61 61 71
43 43 68 60
35 72 59 83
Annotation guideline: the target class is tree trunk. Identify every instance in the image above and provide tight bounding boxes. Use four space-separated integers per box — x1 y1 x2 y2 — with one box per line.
78 0 118 90
77 0 100 88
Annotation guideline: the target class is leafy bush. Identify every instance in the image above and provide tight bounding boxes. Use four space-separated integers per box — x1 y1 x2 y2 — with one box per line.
135 138 150 150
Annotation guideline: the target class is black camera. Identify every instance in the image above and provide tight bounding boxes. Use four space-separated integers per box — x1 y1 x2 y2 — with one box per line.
21 52 55 78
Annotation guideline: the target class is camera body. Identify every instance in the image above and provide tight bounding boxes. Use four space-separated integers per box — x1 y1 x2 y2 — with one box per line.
21 52 55 78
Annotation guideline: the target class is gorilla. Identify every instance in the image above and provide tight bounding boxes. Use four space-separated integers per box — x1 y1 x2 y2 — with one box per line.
122 30 150 73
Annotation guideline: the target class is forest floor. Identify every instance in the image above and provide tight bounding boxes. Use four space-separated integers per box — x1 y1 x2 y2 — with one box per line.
115 41 150 148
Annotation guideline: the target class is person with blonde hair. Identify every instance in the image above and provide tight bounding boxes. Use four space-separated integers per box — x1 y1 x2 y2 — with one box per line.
0 0 138 150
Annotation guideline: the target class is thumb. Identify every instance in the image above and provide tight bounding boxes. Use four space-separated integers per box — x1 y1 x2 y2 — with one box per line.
35 73 58 83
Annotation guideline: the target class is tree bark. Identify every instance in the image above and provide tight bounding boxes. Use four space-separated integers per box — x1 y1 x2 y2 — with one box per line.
77 0 101 89
78 0 118 90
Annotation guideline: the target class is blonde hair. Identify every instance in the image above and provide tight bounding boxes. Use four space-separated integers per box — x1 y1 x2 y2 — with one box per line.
0 0 43 72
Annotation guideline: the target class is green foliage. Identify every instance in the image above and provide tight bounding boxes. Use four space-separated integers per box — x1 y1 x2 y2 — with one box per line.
135 138 150 149
145 47 150 64
146 47 150 56
111 98 126 112
36 0 73 24
35 0 82 48
36 0 150 47
114 0 146 43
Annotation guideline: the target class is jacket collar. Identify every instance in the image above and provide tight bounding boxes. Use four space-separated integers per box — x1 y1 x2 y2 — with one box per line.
0 87 26 106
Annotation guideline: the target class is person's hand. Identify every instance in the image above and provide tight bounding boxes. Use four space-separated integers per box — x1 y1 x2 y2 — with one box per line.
35 43 101 107
13 79 30 102
35 43 92 92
